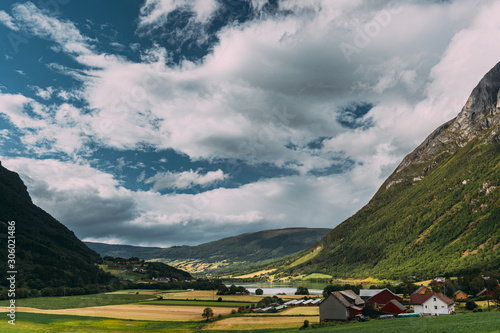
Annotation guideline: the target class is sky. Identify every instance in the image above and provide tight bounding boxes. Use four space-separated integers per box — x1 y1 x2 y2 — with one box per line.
1 0 500 247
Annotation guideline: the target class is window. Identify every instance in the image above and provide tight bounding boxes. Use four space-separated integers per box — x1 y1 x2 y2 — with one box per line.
433 297 436 302
442 306 444 308
434 306 438 310
425 305 427 309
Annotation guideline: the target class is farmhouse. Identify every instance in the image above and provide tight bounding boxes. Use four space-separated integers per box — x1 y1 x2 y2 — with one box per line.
379 299 407 315
454 290 467 301
410 293 454 315
319 290 365 321
413 285 431 294
360 288 403 306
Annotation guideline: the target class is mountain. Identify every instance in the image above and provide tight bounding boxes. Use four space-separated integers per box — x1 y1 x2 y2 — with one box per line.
278 62 500 279
86 227 331 273
0 162 106 290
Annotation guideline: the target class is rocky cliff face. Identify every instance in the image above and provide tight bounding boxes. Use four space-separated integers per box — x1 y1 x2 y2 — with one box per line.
390 62 500 185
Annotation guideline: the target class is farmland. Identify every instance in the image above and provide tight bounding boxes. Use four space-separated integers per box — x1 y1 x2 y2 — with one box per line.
2 289 500 332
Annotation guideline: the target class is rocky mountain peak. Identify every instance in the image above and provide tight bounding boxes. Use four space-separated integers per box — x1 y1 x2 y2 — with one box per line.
390 61 500 184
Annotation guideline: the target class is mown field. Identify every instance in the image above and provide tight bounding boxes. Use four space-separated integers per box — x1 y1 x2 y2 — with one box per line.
145 300 251 307
0 292 155 309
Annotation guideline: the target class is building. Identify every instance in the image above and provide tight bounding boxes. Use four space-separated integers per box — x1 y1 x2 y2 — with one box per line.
360 288 403 306
410 293 454 315
413 285 431 294
476 288 494 298
319 290 365 321
454 290 467 301
380 299 407 315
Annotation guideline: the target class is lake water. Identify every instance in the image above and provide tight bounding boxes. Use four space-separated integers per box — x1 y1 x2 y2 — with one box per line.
224 281 329 295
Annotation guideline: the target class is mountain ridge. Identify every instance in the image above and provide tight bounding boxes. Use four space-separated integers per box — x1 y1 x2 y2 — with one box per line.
0 161 107 289
85 227 331 273
276 61 500 279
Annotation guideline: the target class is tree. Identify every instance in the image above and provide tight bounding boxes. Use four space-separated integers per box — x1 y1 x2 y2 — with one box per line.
255 288 264 295
295 286 309 295
465 300 478 311
202 307 214 322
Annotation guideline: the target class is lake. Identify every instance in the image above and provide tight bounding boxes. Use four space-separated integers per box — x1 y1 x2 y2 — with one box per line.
224 281 329 295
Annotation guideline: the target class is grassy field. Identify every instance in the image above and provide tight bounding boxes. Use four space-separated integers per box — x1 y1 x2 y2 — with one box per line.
2 303 237 321
310 311 500 333
0 313 202 332
231 269 277 279
0 293 154 310
144 299 252 307
1 306 499 332
203 315 319 331
161 290 263 303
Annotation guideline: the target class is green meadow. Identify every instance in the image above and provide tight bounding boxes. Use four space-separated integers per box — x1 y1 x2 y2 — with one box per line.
0 292 154 310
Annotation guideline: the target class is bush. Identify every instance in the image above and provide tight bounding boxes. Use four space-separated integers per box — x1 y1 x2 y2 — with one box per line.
255 288 264 295
295 286 309 295
465 300 478 310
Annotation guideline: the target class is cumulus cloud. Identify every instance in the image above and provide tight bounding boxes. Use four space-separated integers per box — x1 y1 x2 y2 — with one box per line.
138 0 218 28
2 1 500 246
0 10 18 30
145 169 228 191
1 157 368 246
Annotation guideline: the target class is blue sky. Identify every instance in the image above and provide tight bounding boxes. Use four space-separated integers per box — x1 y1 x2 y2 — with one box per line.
1 0 500 247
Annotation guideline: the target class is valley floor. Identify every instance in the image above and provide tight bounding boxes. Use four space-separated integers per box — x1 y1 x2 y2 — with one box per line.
1 290 499 332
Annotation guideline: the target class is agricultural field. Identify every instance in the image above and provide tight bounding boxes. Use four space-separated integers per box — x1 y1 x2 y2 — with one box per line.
160 290 263 303
0 313 201 332
203 315 319 331
3 303 236 321
144 299 251 307
0 292 155 309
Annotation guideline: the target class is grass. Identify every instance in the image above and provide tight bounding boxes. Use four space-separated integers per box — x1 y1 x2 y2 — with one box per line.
0 293 154 309
309 311 500 333
0 312 202 332
144 300 251 307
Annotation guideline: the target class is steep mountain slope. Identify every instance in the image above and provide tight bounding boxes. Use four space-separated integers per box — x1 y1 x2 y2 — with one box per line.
86 227 330 266
0 162 106 289
280 62 500 279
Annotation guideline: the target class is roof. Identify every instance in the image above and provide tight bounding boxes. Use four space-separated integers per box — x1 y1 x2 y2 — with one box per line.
360 288 400 299
382 299 407 311
454 290 466 295
326 290 365 308
413 285 428 294
476 288 493 297
410 293 454 305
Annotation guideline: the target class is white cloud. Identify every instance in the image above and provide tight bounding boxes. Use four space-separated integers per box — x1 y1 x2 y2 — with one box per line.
2 1 500 247
145 169 228 190
0 10 19 30
1 157 367 246
138 0 218 28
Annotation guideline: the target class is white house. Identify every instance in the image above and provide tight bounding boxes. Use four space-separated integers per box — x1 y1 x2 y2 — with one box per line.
410 293 454 315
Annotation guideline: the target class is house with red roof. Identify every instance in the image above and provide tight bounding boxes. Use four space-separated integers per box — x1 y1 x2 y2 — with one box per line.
380 299 407 315
410 293 454 315
359 288 403 309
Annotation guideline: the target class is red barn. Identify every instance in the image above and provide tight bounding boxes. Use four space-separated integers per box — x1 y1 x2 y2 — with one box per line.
360 288 403 306
380 299 407 315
